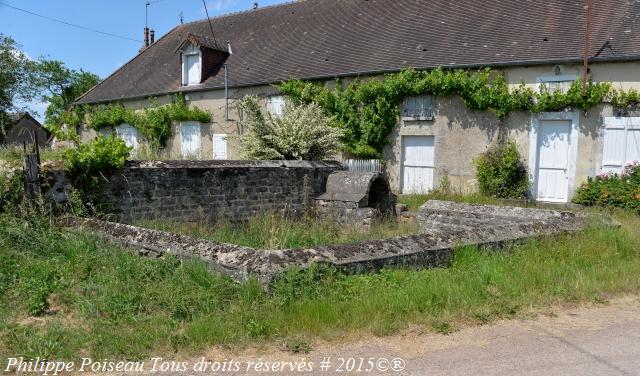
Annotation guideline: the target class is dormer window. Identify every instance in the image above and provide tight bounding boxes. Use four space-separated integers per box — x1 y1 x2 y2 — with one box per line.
182 44 202 86
176 33 230 87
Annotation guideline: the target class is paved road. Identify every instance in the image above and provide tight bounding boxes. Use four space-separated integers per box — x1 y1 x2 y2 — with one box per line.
97 297 640 376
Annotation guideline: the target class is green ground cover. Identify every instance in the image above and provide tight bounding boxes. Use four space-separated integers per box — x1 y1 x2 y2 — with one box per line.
1 205 639 360
136 214 418 250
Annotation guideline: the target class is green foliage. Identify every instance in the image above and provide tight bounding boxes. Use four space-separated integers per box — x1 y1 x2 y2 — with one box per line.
29 59 100 130
86 94 211 150
279 68 615 158
610 88 640 110
0 168 24 213
0 34 38 131
1 209 640 359
64 135 130 177
238 96 343 160
474 140 530 199
573 162 640 212
137 212 417 250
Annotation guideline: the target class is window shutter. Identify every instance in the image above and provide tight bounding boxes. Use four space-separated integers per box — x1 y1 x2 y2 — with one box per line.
267 96 285 116
402 96 433 120
626 129 640 165
116 124 138 150
213 134 228 160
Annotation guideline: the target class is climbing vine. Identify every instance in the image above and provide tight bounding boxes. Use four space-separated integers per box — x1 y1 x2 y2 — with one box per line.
278 68 625 158
85 94 211 150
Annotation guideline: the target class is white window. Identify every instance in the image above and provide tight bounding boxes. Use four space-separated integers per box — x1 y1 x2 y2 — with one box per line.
537 75 576 94
115 124 139 150
213 133 228 160
181 44 202 86
266 95 285 117
601 117 640 174
180 122 201 158
402 95 434 121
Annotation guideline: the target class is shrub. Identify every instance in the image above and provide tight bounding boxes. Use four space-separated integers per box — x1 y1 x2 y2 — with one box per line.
0 168 24 213
474 140 530 199
573 162 640 212
64 135 130 176
238 96 343 160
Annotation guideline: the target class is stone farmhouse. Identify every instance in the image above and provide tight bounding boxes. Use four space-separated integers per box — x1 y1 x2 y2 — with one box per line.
75 0 640 203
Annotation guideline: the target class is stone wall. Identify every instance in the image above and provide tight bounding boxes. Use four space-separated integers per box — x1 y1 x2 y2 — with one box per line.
99 160 343 223
63 201 594 283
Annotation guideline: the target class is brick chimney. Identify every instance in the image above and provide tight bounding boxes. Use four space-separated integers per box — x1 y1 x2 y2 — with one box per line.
143 27 150 48
150 29 155 45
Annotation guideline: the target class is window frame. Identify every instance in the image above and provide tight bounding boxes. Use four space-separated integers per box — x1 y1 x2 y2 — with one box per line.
401 95 434 121
115 123 139 150
181 44 202 86
601 117 640 174
536 74 576 94
212 133 228 160
266 95 286 117
180 121 202 159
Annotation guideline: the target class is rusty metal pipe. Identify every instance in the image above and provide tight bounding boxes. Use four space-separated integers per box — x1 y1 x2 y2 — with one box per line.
582 0 592 96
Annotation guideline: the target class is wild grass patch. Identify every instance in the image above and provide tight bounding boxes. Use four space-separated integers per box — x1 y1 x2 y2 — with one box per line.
0 210 638 360
135 213 418 249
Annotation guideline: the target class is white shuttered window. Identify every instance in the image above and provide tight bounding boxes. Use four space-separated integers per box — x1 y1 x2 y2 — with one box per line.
602 117 640 174
402 95 434 120
266 96 285 117
115 124 139 150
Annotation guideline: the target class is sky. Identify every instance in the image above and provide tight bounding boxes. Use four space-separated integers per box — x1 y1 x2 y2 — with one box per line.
0 0 289 120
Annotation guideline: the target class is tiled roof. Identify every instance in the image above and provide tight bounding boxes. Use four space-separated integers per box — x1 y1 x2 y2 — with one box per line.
76 0 640 104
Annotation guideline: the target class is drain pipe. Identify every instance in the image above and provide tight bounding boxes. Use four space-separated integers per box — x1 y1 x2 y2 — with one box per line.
582 0 592 96
224 63 229 122
225 41 233 122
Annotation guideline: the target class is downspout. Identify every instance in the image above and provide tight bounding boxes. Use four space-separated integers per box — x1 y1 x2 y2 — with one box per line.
225 42 233 122
224 63 229 122
582 0 592 96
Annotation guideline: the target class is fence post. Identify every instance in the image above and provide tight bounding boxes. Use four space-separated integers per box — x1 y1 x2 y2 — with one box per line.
22 140 41 201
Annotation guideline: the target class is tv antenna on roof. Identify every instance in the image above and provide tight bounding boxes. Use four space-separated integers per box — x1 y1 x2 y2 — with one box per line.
145 0 164 28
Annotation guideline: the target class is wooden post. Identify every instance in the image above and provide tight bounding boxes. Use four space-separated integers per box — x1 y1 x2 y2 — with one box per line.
22 138 41 201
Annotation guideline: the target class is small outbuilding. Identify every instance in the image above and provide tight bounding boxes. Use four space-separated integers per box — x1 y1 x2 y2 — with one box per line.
1 113 50 147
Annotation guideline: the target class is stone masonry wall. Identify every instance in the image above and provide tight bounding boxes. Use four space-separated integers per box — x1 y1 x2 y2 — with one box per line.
99 160 344 224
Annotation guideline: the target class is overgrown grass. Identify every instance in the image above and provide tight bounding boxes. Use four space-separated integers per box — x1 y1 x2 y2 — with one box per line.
136 213 418 249
0 210 639 360
0 145 66 168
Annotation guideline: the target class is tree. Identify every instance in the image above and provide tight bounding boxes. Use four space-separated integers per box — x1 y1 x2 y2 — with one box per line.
0 34 37 133
238 96 343 160
30 59 100 129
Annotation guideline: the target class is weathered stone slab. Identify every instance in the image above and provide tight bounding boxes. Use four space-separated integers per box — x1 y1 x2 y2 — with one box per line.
417 200 586 244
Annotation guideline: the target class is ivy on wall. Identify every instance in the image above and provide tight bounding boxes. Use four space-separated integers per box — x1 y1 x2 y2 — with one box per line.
68 94 211 150
278 68 631 158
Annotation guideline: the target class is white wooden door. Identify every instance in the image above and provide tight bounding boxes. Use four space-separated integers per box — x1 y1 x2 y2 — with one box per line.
402 136 435 194
213 134 228 160
535 121 571 202
180 123 201 158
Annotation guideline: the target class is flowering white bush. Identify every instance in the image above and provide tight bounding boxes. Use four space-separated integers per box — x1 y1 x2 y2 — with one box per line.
238 96 343 160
